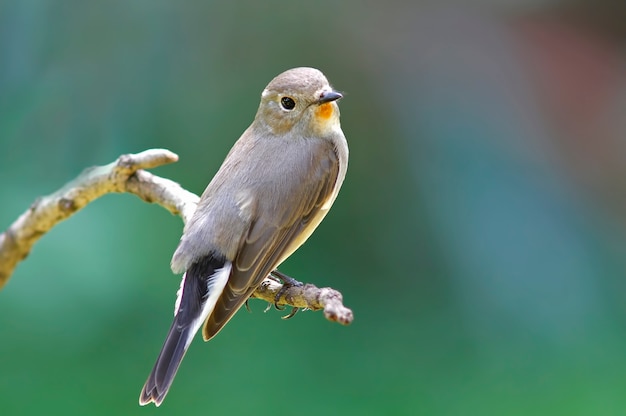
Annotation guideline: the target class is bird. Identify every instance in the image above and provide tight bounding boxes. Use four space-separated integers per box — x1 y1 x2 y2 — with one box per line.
139 67 348 406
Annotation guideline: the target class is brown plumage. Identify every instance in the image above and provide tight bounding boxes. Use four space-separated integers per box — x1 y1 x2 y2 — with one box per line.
139 67 348 406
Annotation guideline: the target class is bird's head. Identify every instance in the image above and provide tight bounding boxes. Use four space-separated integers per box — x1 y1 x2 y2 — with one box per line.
254 67 343 137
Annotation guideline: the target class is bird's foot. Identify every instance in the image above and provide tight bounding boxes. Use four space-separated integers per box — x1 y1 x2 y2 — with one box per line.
269 269 303 319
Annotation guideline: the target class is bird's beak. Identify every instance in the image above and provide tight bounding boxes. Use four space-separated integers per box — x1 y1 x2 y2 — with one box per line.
318 90 343 104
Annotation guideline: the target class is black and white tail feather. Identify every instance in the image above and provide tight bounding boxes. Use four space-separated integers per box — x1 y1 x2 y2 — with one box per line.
139 255 231 406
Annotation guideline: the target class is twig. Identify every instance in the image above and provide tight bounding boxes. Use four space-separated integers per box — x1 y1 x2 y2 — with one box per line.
252 277 353 325
0 149 353 325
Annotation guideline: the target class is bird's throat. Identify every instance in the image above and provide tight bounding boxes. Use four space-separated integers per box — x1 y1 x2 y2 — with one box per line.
316 102 334 120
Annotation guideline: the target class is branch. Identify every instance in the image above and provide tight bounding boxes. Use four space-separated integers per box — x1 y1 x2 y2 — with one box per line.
253 277 353 325
0 149 353 325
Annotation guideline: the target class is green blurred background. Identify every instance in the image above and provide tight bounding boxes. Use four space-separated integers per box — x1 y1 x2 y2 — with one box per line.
2 1 626 415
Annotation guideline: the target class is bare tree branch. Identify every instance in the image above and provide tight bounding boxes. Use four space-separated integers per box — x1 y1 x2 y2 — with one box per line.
253 277 354 325
0 149 353 325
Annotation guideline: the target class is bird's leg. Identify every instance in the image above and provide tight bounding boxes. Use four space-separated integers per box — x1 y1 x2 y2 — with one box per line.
269 269 303 319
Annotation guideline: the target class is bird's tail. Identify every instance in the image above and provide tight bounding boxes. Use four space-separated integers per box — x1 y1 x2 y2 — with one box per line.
139 315 194 406
139 256 231 406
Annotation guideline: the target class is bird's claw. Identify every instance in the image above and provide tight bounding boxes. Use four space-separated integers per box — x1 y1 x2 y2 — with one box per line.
281 307 300 320
269 269 303 313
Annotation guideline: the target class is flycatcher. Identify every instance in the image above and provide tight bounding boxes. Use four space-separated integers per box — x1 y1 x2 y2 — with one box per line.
139 67 348 406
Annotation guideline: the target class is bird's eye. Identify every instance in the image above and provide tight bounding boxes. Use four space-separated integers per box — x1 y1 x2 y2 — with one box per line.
280 97 296 110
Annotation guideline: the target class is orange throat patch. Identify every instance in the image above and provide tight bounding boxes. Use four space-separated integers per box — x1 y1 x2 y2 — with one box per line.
316 102 334 120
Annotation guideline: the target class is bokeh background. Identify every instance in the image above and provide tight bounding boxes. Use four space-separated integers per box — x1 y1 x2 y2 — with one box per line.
2 1 626 415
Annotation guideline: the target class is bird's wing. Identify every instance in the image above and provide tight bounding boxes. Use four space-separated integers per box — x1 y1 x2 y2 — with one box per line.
201 142 340 340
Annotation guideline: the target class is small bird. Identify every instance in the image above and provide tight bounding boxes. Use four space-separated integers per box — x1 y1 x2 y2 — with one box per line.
139 67 348 406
